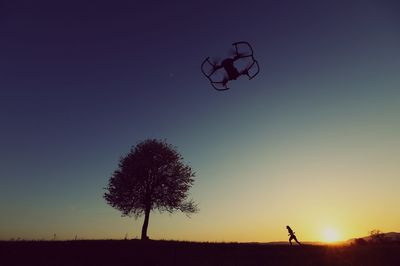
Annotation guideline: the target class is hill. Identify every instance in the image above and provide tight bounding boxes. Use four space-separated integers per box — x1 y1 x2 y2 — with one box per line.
348 232 400 244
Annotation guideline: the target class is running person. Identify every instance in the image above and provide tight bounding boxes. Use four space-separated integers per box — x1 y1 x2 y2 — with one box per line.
286 225 301 245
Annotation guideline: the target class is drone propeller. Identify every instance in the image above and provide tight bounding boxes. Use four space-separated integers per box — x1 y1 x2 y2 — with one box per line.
244 59 260 79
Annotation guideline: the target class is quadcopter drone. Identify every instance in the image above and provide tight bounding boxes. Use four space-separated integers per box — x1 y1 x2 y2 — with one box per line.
201 41 260 91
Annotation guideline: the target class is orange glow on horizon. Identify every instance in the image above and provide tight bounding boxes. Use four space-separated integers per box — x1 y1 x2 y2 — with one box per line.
322 227 341 243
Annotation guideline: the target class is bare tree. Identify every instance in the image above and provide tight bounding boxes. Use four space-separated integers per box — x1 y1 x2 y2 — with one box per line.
104 139 198 240
369 229 385 244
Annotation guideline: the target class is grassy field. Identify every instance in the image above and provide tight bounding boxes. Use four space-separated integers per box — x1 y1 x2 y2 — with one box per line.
1 240 399 266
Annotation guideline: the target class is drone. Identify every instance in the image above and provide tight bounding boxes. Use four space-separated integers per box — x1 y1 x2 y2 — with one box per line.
201 41 260 91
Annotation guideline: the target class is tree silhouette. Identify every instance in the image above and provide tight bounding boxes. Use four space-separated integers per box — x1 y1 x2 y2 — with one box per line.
104 139 198 240
369 229 385 244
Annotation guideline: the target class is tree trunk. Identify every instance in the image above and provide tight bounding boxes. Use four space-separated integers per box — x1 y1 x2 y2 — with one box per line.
141 206 151 240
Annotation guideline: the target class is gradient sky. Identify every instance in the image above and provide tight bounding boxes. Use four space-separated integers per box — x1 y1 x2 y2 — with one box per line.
1 0 400 242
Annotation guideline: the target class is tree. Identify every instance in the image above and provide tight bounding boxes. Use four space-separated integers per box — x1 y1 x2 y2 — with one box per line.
369 229 385 244
104 139 198 240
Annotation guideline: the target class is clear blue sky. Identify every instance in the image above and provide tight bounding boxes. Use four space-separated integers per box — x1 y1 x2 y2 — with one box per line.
1 0 400 241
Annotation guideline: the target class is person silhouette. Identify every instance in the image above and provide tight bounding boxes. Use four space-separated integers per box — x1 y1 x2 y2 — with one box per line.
286 225 301 245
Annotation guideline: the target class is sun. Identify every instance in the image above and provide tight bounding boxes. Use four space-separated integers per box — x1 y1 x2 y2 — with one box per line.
323 227 340 243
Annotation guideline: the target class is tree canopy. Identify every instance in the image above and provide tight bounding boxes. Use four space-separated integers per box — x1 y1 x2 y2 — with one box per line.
104 139 198 240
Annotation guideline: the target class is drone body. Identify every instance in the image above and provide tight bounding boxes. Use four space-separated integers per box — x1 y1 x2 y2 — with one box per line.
201 41 260 91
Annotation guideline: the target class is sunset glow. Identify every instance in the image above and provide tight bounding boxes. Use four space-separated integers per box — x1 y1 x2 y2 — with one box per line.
323 227 340 243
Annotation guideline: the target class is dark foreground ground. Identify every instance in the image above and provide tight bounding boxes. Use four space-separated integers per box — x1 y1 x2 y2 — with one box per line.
1 240 399 266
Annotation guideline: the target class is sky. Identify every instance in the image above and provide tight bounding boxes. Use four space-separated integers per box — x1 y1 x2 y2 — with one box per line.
1 0 400 242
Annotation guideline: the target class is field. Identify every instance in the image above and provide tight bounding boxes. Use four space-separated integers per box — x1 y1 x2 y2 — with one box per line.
1 240 399 266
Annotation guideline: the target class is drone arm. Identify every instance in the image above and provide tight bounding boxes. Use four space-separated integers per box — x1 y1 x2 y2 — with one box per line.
232 54 253 61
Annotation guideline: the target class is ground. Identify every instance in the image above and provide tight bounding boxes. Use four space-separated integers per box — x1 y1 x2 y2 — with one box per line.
1 240 399 266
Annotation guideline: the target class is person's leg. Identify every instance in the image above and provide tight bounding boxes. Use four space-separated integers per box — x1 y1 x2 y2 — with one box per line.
289 236 293 245
294 236 301 245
